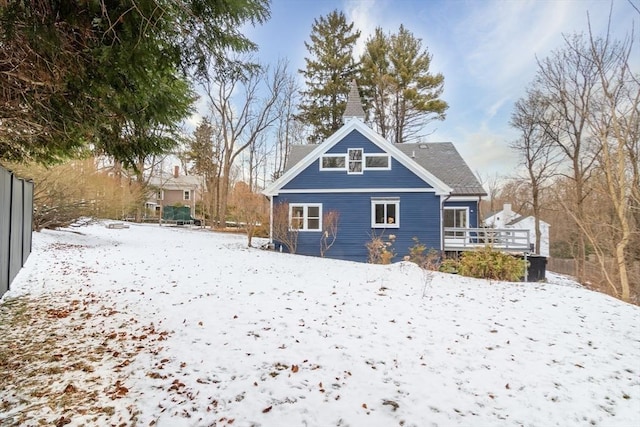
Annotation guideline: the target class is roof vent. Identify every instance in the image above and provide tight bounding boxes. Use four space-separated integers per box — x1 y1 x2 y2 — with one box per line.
419 143 428 149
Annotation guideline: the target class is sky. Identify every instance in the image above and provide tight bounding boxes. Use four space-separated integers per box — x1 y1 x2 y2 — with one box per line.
233 0 639 180
1 222 639 425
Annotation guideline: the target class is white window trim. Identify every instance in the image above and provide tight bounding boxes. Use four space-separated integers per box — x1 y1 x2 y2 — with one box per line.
319 154 347 171
183 190 191 200
157 190 164 200
443 206 469 237
364 153 391 170
347 148 364 175
289 203 322 231
371 198 400 228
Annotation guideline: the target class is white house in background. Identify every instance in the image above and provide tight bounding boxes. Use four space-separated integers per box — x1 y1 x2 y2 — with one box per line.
484 203 550 257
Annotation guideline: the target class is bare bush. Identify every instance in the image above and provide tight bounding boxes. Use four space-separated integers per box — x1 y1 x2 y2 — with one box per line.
5 159 141 230
272 202 298 254
320 210 340 257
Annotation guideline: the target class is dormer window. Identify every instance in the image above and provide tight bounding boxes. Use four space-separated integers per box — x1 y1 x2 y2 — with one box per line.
348 149 363 174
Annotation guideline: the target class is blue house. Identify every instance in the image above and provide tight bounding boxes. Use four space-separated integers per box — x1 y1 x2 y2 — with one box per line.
262 82 486 262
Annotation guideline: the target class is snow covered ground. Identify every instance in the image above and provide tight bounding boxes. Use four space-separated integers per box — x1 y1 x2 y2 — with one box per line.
1 221 639 427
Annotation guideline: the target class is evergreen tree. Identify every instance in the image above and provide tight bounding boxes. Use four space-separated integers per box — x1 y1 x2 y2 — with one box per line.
298 10 360 143
0 0 270 163
361 25 448 143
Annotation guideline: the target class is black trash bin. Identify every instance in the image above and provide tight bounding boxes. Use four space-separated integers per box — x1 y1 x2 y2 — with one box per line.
526 255 547 282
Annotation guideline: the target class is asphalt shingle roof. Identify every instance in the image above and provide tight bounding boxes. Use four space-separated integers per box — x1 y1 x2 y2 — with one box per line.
342 80 366 121
395 143 486 196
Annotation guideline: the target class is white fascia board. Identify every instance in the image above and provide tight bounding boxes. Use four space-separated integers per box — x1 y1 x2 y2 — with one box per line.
262 120 453 196
277 187 437 194
262 121 362 196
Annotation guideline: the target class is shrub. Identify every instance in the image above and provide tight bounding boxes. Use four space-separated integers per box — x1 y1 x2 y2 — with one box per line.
406 238 440 270
439 257 460 274
458 247 527 281
272 202 298 254
366 233 396 264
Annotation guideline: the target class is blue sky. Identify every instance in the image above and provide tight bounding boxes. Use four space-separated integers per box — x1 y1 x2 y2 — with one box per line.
235 0 639 179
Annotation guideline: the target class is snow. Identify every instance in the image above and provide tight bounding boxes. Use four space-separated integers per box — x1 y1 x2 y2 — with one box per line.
1 221 639 427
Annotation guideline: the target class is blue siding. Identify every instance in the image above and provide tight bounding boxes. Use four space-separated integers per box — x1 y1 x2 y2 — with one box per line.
325 130 386 154
284 130 432 190
273 192 441 262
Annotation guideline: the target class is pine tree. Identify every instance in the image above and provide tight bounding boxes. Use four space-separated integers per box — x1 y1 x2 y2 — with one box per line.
361 25 448 143
298 10 360 143
0 0 270 163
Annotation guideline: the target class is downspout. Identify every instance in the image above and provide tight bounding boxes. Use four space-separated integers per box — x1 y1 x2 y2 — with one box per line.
268 195 274 245
440 193 451 252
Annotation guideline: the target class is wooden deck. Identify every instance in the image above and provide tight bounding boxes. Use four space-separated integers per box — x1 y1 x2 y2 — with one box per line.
443 227 531 253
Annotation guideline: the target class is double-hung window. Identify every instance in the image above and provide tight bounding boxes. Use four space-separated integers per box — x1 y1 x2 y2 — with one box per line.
183 190 191 200
371 198 399 228
348 149 363 174
290 204 322 231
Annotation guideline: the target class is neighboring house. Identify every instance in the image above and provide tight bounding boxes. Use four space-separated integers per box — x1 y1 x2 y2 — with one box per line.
484 203 550 257
146 166 203 218
262 82 487 262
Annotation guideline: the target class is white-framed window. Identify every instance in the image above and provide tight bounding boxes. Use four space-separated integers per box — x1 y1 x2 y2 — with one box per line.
371 198 399 228
156 190 164 200
348 148 363 174
183 190 191 200
320 155 346 170
444 207 469 237
289 204 322 231
365 154 390 170
320 149 390 173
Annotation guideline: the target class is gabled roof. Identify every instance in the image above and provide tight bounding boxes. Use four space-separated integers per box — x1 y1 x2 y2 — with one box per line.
279 140 486 197
262 119 454 196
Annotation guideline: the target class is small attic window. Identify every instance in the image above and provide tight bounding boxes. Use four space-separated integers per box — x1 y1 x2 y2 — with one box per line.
320 155 346 170
365 154 390 169
348 148 363 174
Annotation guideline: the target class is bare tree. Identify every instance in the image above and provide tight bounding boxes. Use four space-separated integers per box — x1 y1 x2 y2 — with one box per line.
534 33 601 277
578 21 639 301
272 73 303 180
476 172 504 219
202 58 289 228
510 88 562 254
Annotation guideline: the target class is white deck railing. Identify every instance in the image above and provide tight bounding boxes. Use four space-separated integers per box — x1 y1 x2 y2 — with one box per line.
443 227 531 252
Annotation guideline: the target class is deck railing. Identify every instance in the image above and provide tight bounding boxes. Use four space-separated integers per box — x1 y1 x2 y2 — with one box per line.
443 227 531 252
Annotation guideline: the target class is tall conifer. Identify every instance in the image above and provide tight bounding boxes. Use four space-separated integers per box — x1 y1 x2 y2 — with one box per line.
361 25 448 143
298 10 360 143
